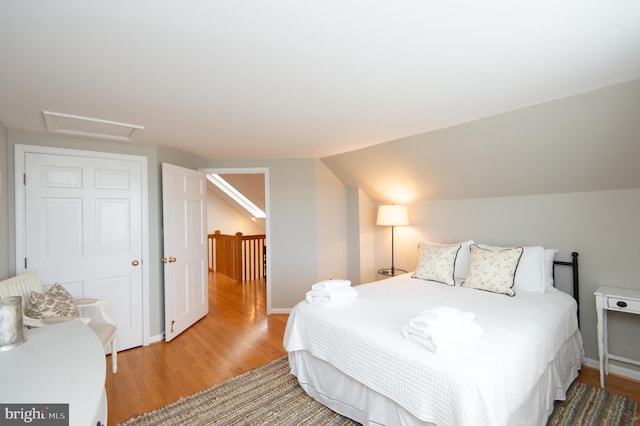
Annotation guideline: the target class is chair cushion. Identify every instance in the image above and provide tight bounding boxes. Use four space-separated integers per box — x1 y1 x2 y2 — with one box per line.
89 323 117 346
24 283 79 320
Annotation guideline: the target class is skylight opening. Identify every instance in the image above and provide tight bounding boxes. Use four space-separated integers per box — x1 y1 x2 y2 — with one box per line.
206 174 266 219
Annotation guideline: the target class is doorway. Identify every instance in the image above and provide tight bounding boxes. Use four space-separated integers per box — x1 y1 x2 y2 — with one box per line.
200 167 271 314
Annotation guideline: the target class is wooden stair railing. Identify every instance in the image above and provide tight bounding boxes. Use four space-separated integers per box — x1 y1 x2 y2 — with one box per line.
208 230 266 282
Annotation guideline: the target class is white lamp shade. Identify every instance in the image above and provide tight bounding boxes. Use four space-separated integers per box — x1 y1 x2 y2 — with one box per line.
376 205 409 226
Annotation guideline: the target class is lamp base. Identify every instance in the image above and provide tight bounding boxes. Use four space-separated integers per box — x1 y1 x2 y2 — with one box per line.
377 268 408 278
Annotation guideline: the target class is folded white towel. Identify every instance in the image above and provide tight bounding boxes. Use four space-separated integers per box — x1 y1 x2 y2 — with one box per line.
408 316 474 333
403 322 483 353
419 306 475 322
402 326 438 352
306 286 358 306
403 307 483 353
406 307 475 333
311 279 352 292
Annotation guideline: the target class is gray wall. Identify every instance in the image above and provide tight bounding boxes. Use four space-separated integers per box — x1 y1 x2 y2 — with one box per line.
346 187 376 285
4 132 350 337
324 81 640 377
3 80 639 379
315 160 348 284
7 130 167 337
379 190 640 375
323 80 640 202
0 121 8 279
196 158 349 310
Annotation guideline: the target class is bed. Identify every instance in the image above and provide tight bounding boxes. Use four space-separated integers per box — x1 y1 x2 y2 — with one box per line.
283 242 583 426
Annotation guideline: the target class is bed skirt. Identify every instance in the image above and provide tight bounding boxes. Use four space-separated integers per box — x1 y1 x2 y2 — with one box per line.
288 330 584 426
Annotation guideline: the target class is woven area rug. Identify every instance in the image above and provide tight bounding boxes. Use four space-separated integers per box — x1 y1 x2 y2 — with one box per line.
118 356 638 426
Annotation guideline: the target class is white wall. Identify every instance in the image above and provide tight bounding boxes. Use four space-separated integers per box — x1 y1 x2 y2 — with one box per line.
382 189 640 375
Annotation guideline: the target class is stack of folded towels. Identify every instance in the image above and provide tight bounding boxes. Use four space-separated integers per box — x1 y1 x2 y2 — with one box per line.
306 279 358 306
402 306 483 353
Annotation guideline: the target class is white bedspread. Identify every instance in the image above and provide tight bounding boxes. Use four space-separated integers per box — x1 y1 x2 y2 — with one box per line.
284 274 583 425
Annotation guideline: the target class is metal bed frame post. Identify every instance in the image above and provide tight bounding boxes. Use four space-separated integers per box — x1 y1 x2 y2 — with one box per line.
553 252 580 326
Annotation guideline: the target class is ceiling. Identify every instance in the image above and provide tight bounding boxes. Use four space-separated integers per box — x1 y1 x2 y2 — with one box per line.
1 1 639 160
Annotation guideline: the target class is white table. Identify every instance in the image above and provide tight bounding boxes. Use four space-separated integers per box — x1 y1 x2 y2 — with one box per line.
0 320 107 426
594 286 640 388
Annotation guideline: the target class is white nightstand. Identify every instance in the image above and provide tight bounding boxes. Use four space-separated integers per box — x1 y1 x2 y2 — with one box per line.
594 286 640 388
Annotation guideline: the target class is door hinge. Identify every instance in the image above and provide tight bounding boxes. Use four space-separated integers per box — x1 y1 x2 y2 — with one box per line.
23 173 27 185
24 258 27 269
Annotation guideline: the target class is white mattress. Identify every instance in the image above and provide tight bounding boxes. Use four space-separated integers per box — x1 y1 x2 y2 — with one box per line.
283 274 584 426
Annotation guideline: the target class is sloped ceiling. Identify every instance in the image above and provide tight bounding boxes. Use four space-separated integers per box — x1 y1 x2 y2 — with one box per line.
1 1 639 161
219 173 266 212
323 80 640 202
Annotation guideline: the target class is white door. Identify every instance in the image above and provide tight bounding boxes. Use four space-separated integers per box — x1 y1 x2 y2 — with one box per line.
21 150 145 351
162 163 208 341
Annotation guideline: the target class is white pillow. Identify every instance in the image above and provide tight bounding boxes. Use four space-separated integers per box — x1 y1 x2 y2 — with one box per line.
544 248 558 289
412 242 461 286
454 240 474 279
477 244 546 294
461 245 523 296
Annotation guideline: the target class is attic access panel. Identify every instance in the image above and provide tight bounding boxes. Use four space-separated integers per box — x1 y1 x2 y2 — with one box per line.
43 111 143 141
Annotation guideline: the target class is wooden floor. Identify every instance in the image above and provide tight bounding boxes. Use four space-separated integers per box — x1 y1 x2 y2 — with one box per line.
106 273 640 425
105 272 287 424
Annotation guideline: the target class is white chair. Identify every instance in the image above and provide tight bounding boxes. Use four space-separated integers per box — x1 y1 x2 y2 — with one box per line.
0 271 118 373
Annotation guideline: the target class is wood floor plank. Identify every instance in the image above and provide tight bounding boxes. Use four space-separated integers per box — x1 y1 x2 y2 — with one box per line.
105 273 287 424
105 272 639 425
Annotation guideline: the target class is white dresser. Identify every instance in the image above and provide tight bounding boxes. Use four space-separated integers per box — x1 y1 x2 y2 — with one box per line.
0 320 107 426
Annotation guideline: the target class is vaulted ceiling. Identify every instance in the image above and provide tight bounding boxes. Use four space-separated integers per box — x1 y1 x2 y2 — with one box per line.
1 1 639 160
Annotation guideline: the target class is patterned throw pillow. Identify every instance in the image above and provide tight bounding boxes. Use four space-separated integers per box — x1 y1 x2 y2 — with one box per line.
24 283 79 319
461 245 523 296
412 242 461 286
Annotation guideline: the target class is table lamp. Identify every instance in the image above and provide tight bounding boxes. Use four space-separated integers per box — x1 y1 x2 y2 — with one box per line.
376 205 409 275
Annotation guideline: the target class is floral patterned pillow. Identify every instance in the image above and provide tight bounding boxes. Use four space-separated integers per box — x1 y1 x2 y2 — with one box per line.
24 283 79 319
412 242 461 286
461 245 523 296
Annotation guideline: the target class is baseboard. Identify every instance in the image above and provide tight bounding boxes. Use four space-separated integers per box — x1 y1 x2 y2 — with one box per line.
147 333 164 345
270 308 292 314
583 357 640 382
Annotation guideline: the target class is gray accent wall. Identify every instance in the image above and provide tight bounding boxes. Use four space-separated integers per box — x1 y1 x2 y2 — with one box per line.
324 81 640 378
195 158 349 310
0 121 8 279
323 80 640 201
381 190 640 376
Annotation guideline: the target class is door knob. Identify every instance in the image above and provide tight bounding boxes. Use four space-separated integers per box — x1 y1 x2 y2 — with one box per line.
162 257 177 263
131 260 140 266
